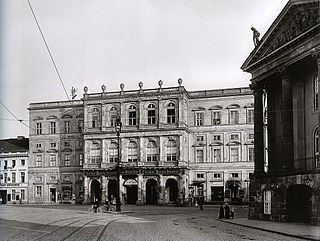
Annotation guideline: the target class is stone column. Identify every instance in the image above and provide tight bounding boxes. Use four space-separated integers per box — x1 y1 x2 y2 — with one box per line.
101 176 107 203
279 67 294 171
119 174 124 203
159 174 165 205
251 82 265 176
84 176 89 204
137 174 143 205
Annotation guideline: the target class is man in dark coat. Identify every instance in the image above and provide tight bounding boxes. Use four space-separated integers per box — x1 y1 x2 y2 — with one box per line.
224 203 230 219
219 204 224 219
198 196 204 211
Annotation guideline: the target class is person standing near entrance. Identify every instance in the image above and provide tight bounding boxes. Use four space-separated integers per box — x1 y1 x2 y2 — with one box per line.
198 196 204 211
219 203 224 219
224 203 230 219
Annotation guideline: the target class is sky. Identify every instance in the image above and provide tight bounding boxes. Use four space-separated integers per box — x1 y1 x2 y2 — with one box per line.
0 0 288 139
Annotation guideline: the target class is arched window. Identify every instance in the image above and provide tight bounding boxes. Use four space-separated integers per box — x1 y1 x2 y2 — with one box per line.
110 106 118 127
167 103 176 124
147 141 158 162
91 108 100 128
128 141 138 162
109 142 118 163
90 143 101 164
315 127 319 167
147 104 156 125
166 140 177 161
128 105 137 126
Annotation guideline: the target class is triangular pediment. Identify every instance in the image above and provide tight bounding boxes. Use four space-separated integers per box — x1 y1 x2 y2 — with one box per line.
242 0 320 72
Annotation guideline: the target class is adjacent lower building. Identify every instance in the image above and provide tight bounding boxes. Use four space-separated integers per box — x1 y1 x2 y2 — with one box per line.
241 0 320 224
28 82 254 205
0 136 29 204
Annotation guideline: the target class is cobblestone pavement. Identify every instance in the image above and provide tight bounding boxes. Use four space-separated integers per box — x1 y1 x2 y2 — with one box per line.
0 205 307 241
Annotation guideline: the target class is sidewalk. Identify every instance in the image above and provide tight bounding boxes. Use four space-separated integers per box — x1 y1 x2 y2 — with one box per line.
219 218 320 241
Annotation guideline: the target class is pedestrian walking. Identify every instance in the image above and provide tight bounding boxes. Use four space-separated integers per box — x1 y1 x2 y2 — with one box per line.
219 204 224 219
224 203 230 219
198 196 204 211
230 207 235 219
93 199 99 213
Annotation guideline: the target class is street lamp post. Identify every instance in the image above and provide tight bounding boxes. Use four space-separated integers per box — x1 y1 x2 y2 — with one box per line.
115 118 122 212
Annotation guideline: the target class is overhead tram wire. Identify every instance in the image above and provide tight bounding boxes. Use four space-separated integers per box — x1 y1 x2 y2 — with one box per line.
27 0 70 100
0 100 29 128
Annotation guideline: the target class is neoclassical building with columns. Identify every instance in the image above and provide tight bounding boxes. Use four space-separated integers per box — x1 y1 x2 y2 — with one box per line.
28 81 254 205
242 0 320 224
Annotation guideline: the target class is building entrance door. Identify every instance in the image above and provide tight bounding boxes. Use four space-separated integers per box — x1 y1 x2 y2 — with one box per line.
91 179 101 203
126 186 138 204
165 178 178 203
0 190 7 204
108 179 117 202
50 188 56 202
211 186 224 202
146 179 158 205
286 184 312 223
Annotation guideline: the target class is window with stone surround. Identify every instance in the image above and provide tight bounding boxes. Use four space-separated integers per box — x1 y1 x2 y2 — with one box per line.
213 148 222 163
36 186 42 198
12 172 16 183
195 112 204 126
109 142 118 163
90 143 101 164
128 105 137 126
247 109 254 124
229 110 239 124
196 149 204 163
147 140 158 162
315 127 319 168
21 190 25 200
248 147 254 162
36 155 42 167
36 123 42 135
127 141 138 162
50 122 56 134
21 172 25 183
166 140 177 161
50 155 56 167
64 121 70 133
147 104 156 125
167 103 176 124
314 75 319 111
230 146 239 162
91 108 100 128
212 111 221 125
64 154 71 166
110 106 118 127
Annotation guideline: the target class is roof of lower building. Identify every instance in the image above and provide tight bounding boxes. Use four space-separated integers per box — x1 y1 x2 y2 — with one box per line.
0 137 29 153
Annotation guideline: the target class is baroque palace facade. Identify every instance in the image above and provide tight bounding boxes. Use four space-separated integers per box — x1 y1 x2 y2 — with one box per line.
28 81 254 205
242 0 320 224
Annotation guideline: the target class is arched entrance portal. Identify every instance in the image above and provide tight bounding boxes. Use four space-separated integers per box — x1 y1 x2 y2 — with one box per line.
90 179 101 203
286 184 312 223
146 179 158 205
108 179 117 203
165 178 178 203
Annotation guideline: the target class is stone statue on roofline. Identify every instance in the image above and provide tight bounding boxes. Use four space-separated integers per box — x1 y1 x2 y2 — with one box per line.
251 27 260 47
